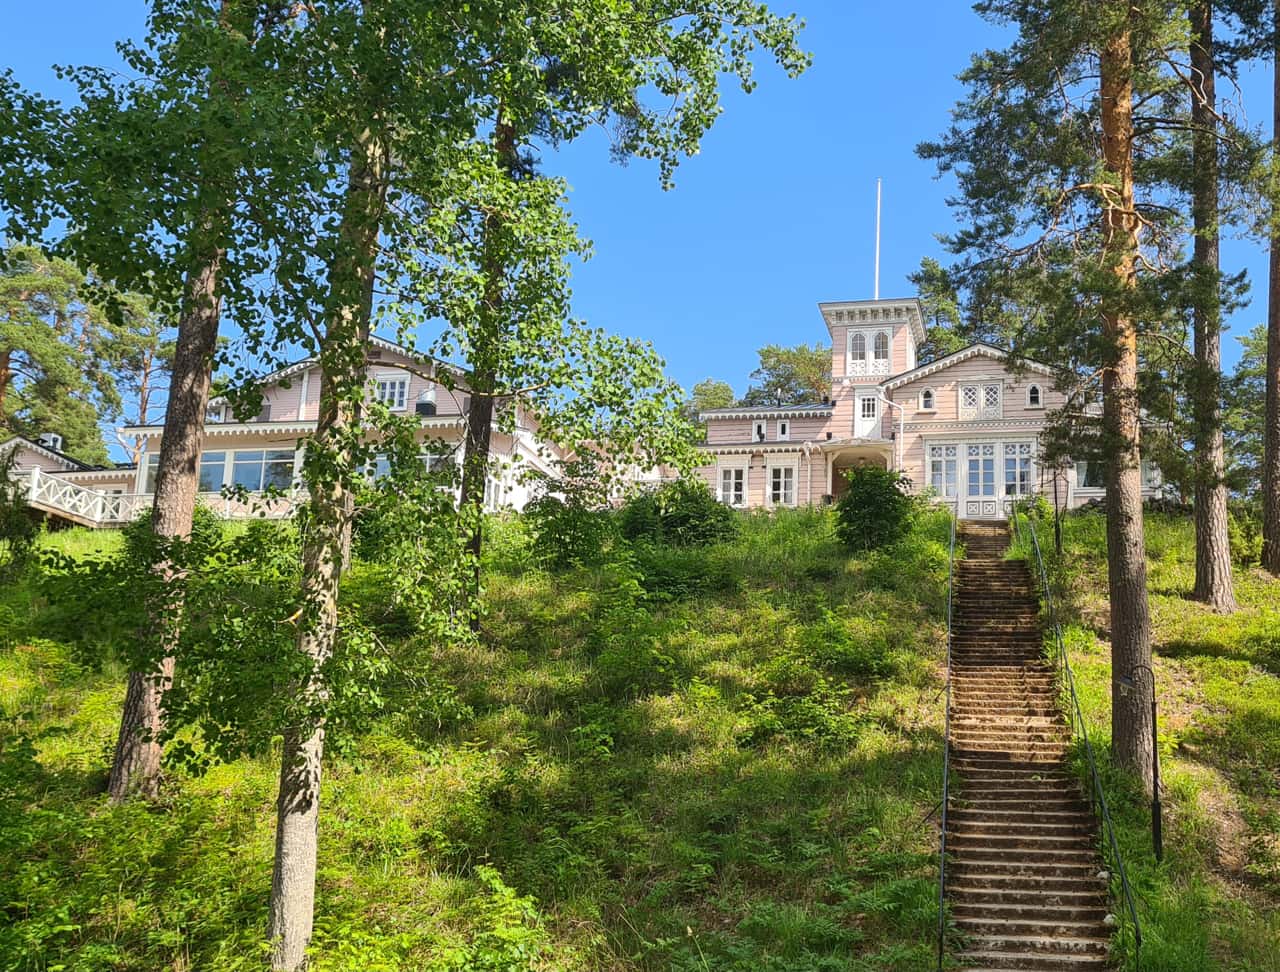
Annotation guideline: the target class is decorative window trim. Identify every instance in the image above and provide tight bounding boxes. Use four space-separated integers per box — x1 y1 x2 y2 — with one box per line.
777 419 790 441
718 458 748 507
765 458 798 508
918 387 936 412
860 396 878 421
847 328 891 376
960 382 1003 421
373 369 410 411
753 419 767 442
1026 384 1044 409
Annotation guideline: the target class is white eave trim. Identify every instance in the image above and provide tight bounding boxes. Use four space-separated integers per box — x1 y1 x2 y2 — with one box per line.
57 466 137 480
700 407 832 421
882 344 1056 391
0 435 87 471
699 443 811 455
122 415 469 438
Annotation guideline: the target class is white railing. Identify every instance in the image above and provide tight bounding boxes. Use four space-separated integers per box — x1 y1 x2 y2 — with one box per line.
21 468 301 527
22 468 149 525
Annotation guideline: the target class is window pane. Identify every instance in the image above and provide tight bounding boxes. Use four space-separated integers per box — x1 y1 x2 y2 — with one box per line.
851 333 865 357
232 452 265 491
264 458 294 490
874 332 889 359
962 386 978 408
984 385 1000 408
198 452 226 492
145 453 160 493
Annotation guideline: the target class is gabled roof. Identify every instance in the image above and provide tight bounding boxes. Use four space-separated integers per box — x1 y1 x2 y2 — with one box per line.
881 343 1056 391
700 402 834 421
210 334 465 407
0 434 94 471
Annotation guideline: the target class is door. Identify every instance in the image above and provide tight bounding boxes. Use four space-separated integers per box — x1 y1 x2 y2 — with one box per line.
962 443 1000 519
855 394 879 439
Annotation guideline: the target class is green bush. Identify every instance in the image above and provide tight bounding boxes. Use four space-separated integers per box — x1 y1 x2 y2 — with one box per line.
834 467 916 551
618 478 737 547
523 461 617 569
631 543 740 603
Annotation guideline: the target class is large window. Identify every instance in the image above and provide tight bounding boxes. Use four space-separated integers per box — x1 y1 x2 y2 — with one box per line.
928 445 957 497
720 466 745 506
769 465 795 506
873 331 890 363
1004 442 1034 496
144 453 159 493
198 451 227 492
232 449 295 491
374 374 408 410
1076 460 1105 489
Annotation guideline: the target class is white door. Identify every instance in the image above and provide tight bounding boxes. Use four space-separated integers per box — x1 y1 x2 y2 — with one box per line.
855 394 879 439
961 443 1001 519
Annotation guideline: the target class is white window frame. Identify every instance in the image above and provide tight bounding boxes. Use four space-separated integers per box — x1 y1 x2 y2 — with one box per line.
960 383 1003 420
718 462 747 507
1026 384 1043 408
919 387 936 412
373 370 410 411
873 331 890 365
848 331 867 375
1076 460 1105 490
753 419 767 442
766 460 797 507
927 444 958 498
860 396 878 421
1003 442 1036 497
777 419 790 441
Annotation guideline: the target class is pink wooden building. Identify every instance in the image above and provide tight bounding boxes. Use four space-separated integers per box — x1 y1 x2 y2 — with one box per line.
696 296 1163 520
11 337 567 528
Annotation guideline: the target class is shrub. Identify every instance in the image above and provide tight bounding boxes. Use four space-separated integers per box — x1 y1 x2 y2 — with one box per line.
631 543 740 603
834 466 916 551
618 478 737 547
523 458 618 569
0 450 38 578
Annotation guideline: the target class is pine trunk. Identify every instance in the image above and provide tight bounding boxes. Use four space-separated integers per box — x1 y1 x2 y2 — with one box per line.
1188 0 1237 610
1263 17 1280 575
267 127 385 972
1099 14 1155 793
106 245 222 802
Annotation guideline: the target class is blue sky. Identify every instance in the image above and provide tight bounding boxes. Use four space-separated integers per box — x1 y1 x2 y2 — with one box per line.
3 1 1272 411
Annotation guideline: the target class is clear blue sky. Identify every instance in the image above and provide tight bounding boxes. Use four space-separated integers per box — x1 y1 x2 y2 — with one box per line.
2 1 1271 406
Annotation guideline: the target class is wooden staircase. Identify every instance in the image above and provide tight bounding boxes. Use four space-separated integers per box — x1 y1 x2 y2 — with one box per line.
945 521 1112 971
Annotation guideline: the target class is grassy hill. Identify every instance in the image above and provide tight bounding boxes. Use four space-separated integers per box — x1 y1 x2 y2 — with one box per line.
1 507 1275 971
1011 512 1280 971
0 510 952 972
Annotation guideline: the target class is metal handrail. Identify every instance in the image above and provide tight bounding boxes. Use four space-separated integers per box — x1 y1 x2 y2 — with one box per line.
936 510 957 971
1011 504 1144 970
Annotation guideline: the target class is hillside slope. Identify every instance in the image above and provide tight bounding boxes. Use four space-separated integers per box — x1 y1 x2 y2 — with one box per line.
0 510 952 972
1013 511 1280 971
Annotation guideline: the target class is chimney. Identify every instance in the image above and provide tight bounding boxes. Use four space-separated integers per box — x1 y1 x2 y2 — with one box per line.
37 432 64 452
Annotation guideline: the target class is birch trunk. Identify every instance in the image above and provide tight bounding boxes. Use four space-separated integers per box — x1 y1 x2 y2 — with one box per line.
267 126 386 972
1099 13 1155 793
1188 0 1237 610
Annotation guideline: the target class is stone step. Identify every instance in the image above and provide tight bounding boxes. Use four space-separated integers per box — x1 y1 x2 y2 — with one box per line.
952 949 1111 971
950 808 1092 826
954 932 1110 956
949 833 1097 853
949 885 1107 907
953 901 1109 923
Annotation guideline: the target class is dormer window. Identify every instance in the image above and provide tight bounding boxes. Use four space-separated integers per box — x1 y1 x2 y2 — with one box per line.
778 420 790 441
919 388 935 412
374 372 409 410
1027 384 1043 408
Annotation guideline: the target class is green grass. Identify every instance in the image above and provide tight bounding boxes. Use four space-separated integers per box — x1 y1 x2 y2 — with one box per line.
0 508 956 972
1012 511 1280 972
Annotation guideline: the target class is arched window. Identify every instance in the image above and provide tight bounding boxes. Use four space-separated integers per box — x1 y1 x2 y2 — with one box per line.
1027 384 1043 408
873 331 890 360
850 332 866 359
920 388 935 411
